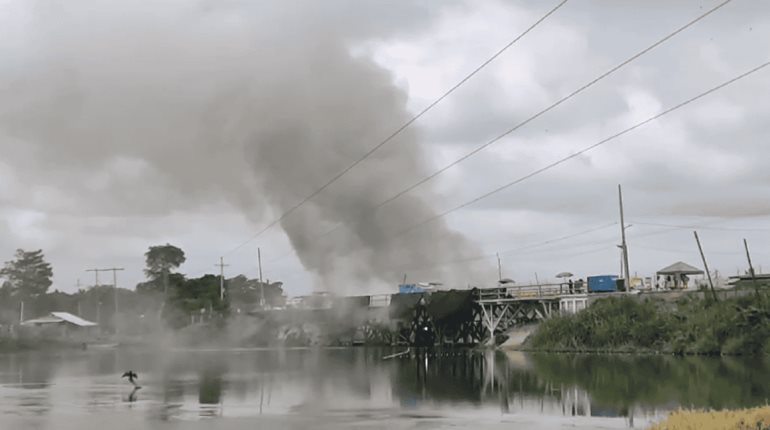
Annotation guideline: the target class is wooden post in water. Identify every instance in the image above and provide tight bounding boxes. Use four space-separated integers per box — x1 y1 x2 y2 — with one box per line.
743 238 760 298
694 231 718 301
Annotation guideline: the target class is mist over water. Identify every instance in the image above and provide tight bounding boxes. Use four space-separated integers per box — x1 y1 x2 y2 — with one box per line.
0 0 490 293
1 349 769 429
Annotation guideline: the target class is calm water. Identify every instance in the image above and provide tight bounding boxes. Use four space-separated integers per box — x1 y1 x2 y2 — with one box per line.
0 348 768 429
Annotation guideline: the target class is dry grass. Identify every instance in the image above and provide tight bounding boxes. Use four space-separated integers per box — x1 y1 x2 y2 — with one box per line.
650 406 770 430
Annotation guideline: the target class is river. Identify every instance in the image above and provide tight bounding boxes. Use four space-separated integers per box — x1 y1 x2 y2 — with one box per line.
0 348 767 429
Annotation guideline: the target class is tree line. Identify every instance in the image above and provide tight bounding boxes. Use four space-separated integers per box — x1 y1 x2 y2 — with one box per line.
0 244 284 332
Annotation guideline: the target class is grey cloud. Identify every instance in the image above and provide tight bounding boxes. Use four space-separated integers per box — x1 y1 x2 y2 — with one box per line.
0 0 489 292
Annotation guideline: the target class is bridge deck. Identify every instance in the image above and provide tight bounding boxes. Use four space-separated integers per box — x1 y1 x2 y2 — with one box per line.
474 283 582 303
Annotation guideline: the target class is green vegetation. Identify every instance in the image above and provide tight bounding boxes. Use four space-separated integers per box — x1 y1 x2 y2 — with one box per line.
0 245 285 343
0 337 83 353
1 249 53 300
527 294 770 355
649 406 770 430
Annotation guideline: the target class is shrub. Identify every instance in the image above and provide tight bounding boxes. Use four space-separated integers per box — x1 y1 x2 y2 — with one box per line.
526 294 770 355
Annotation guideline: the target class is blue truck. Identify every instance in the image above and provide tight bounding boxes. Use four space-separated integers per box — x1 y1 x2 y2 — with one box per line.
398 284 425 294
587 275 618 293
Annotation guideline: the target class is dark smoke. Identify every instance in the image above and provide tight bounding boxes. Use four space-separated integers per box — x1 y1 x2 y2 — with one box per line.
0 0 491 293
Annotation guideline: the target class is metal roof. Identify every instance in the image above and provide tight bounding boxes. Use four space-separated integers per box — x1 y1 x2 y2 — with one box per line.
21 316 63 326
51 312 98 327
22 312 98 327
657 261 704 276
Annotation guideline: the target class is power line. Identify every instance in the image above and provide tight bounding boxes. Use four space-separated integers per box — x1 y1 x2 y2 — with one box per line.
269 0 735 255
632 221 770 232
271 222 703 284
367 0 734 213
223 0 571 256
392 60 770 239
278 221 617 279
634 244 769 257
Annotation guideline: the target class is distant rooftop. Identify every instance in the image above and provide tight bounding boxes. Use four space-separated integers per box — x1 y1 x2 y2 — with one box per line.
22 312 97 327
657 261 704 276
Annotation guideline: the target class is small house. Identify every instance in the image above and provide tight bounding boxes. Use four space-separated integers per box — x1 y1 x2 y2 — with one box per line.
21 312 99 341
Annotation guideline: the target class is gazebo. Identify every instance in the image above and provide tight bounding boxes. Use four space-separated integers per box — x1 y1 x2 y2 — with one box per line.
656 261 704 289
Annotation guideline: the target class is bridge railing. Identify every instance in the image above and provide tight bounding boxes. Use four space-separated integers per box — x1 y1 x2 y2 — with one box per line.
476 283 579 301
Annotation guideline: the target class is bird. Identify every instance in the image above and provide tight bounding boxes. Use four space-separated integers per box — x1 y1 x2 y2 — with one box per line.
122 370 139 387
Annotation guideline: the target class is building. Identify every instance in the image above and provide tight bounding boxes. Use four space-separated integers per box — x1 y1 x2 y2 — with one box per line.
21 312 98 341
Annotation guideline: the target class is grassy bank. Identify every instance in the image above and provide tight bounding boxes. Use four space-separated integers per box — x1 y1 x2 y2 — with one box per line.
526 294 770 355
650 406 770 429
0 337 83 353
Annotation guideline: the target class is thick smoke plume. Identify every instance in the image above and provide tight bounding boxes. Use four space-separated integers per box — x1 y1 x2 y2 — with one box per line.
0 0 491 293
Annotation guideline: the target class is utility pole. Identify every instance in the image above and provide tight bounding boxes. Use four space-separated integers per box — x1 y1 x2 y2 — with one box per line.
75 279 82 315
496 253 502 282
693 231 718 301
86 268 101 289
216 257 229 302
105 268 124 335
86 268 102 324
258 248 265 307
618 185 631 291
87 267 123 334
743 238 760 297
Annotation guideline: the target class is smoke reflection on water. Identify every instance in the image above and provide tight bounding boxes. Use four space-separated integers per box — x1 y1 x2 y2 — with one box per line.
0 349 768 429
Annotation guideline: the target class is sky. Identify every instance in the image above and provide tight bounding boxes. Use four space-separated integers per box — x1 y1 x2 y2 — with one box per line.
1 0 769 297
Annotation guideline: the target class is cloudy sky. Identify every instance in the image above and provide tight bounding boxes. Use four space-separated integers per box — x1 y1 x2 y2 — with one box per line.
1 0 769 296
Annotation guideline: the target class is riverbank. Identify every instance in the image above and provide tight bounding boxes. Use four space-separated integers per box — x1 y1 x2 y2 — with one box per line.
649 406 770 429
0 337 85 353
526 293 770 355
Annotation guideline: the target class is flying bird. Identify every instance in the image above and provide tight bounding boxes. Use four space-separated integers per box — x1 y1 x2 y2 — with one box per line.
122 370 139 386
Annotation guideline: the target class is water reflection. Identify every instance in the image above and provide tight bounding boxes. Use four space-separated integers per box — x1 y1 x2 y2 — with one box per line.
0 348 767 428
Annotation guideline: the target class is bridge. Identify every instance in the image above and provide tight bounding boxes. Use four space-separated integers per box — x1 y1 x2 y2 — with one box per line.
251 283 594 347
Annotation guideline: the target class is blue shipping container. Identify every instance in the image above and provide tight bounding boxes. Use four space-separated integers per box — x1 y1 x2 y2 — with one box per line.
399 284 425 294
587 275 617 292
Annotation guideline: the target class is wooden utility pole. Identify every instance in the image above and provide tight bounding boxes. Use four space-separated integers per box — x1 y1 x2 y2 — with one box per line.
86 268 103 324
105 268 124 335
216 257 229 302
743 238 760 297
87 267 123 334
75 279 82 316
86 268 101 288
258 248 265 307
618 185 631 290
693 231 718 301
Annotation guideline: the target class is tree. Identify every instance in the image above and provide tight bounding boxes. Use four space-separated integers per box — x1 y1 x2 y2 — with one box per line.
0 249 53 300
141 244 186 320
144 244 186 280
227 275 285 310
141 244 186 294
165 274 226 328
